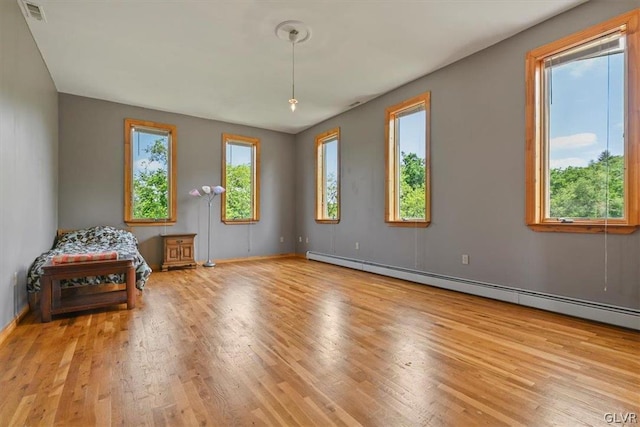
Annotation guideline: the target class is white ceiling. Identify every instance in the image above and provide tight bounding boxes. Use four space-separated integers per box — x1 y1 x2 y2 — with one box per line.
21 0 585 134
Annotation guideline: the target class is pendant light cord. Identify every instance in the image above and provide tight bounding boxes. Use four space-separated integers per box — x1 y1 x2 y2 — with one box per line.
291 30 297 100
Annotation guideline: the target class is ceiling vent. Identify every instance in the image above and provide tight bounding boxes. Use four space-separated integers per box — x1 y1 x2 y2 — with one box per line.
21 1 46 22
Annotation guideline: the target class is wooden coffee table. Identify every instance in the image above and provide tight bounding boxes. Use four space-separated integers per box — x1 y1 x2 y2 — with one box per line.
39 256 136 322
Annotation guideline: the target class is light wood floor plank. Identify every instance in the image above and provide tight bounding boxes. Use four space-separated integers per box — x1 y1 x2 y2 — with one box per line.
0 258 638 426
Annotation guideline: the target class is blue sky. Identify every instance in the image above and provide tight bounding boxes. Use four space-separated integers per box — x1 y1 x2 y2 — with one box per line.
548 49 624 169
398 111 426 161
324 138 338 181
133 130 168 174
227 142 252 166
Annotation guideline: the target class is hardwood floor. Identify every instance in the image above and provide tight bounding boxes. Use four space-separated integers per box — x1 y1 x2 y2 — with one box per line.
0 258 638 426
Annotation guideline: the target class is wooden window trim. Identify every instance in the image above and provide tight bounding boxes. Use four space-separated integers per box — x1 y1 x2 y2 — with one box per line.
124 118 177 226
525 9 640 234
315 127 341 224
385 92 431 227
221 133 260 224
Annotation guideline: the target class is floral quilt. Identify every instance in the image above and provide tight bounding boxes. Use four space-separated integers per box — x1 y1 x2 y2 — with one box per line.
27 226 152 293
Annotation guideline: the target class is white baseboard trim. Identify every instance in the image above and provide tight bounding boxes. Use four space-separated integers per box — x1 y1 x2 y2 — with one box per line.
306 251 640 330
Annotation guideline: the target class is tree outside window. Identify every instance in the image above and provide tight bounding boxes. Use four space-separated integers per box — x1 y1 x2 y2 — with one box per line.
315 128 340 223
525 10 639 233
222 134 260 223
124 119 177 225
385 92 431 227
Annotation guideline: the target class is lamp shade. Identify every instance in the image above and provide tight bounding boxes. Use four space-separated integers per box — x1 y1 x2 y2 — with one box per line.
189 186 225 198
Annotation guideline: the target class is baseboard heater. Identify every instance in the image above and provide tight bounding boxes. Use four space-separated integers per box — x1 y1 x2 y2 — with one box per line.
306 251 639 331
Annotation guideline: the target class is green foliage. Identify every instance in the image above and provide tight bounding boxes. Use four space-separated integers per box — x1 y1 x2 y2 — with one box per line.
401 152 425 189
549 151 624 219
133 139 168 219
399 151 426 219
226 163 253 219
326 172 338 219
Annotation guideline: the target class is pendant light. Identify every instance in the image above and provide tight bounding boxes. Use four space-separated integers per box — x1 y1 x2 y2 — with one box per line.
275 21 311 112
289 29 299 112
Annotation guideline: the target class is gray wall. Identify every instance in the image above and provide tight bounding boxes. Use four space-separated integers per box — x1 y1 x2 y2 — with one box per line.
5 0 638 334
0 1 59 329
58 94 296 267
295 0 640 310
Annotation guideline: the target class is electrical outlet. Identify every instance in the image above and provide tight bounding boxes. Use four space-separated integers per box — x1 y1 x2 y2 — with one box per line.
12 272 18 286
355 242 359 250
298 236 302 243
280 236 284 243
305 237 309 244
462 254 469 265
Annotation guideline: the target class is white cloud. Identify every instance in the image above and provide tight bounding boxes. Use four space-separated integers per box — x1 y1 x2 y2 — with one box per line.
134 159 165 173
564 59 597 78
550 133 597 149
550 157 589 169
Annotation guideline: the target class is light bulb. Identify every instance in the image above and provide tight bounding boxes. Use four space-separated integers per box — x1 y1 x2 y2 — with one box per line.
289 98 298 112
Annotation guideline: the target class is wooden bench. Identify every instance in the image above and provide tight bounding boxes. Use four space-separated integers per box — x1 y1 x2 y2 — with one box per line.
39 256 136 322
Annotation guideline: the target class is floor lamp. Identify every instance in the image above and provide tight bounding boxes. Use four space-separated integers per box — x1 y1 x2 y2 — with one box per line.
189 185 225 267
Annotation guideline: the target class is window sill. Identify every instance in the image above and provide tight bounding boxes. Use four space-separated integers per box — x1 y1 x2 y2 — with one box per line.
386 220 430 228
527 223 638 234
315 219 340 224
222 220 259 225
125 220 176 227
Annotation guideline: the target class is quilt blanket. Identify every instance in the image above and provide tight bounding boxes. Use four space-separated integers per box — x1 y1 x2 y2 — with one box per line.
27 226 152 292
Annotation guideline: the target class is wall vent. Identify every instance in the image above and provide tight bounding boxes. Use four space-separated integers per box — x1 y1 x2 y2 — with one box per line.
21 1 46 22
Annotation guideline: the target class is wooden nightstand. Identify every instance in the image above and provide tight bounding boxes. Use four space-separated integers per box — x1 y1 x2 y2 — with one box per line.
160 233 197 271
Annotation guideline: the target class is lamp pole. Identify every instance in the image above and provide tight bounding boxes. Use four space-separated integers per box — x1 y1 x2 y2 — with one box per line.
189 185 225 268
204 196 215 267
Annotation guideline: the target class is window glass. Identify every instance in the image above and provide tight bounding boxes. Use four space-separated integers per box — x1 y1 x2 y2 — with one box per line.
525 10 639 234
385 92 431 226
222 134 260 223
545 33 625 220
124 119 176 225
396 106 426 220
315 128 340 222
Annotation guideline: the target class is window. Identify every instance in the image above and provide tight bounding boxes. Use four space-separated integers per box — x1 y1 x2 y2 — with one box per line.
315 127 340 223
124 119 177 225
222 133 260 223
525 10 639 234
385 92 431 226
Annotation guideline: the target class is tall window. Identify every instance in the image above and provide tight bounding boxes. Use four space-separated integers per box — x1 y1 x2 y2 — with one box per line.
315 127 340 223
222 133 260 223
385 92 431 226
525 10 639 234
124 119 177 225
